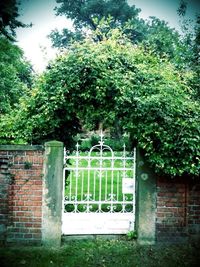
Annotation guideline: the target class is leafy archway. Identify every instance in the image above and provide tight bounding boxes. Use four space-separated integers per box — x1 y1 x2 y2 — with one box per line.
2 30 199 177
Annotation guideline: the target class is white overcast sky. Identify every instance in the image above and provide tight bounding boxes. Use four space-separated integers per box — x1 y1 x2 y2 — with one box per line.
16 0 200 73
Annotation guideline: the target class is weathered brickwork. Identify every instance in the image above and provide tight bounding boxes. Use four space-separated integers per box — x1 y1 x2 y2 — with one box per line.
0 144 199 245
188 180 200 242
0 156 9 243
0 146 44 245
156 177 200 243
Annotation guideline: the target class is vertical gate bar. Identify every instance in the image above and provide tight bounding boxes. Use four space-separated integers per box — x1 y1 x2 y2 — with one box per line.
99 134 104 212
133 147 136 218
75 170 78 212
69 171 72 201
75 143 79 212
105 170 107 201
87 154 91 212
93 170 96 201
81 171 84 201
99 154 102 212
117 171 119 201
122 144 126 213
111 153 114 212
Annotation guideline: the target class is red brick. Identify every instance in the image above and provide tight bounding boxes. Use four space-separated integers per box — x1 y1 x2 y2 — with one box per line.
33 211 42 217
14 233 24 239
34 180 42 185
30 196 42 201
31 185 42 190
16 201 24 206
24 234 33 239
19 217 29 222
21 196 29 201
23 201 31 206
29 228 41 233
30 218 42 223
33 233 41 239
33 191 42 196
25 223 33 227
20 207 29 211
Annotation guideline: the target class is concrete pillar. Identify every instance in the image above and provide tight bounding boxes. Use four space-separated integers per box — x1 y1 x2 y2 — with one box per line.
42 141 64 246
135 149 157 245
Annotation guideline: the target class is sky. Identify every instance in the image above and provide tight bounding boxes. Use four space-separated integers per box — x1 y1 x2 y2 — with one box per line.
16 0 200 73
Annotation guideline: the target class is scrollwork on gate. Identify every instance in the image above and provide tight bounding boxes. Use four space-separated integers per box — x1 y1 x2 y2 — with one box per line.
63 132 136 214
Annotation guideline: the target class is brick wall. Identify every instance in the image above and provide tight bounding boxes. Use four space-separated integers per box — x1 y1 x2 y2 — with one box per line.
1 144 199 245
0 156 9 243
188 180 200 241
0 145 44 245
156 176 200 243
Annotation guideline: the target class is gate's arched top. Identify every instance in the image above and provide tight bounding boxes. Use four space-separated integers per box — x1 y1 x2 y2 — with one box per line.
89 131 114 157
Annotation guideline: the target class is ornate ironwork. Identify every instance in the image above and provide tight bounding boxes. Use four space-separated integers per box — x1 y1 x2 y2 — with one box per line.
63 132 136 215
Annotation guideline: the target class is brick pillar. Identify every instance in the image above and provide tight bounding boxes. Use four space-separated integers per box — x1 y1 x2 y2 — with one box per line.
42 141 64 247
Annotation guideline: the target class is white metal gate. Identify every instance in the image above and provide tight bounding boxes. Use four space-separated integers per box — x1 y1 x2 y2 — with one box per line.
62 133 136 235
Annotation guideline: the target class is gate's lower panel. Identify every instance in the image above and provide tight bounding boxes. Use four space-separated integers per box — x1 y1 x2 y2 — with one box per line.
62 213 134 235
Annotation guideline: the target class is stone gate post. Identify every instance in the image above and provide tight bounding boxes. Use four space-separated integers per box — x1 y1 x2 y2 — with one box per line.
135 149 157 244
42 141 64 246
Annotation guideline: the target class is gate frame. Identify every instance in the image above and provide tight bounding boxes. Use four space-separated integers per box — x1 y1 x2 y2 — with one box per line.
62 134 136 235
41 140 156 246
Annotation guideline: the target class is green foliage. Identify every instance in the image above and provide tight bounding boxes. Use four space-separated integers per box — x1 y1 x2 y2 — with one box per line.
127 230 137 240
177 2 200 100
188 16 200 101
55 0 141 30
90 135 100 147
3 30 199 177
24 161 32 170
177 0 187 17
51 0 194 73
0 75 81 146
0 37 33 144
0 37 33 115
79 139 91 151
142 17 191 69
51 0 143 47
0 0 28 41
0 1 33 139
0 240 199 267
104 137 131 151
49 28 85 48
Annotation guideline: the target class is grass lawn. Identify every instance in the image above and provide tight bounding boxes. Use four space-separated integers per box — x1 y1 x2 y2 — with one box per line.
0 239 199 267
64 151 135 212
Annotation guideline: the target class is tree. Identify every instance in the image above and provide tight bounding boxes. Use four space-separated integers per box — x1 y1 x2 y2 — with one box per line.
0 1 34 144
50 0 195 76
0 0 28 41
50 0 145 47
3 30 199 177
192 15 200 99
141 17 192 69
0 37 33 115
177 1 200 100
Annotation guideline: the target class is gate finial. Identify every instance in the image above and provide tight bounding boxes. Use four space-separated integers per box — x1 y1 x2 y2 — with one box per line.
76 143 80 153
99 130 104 146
